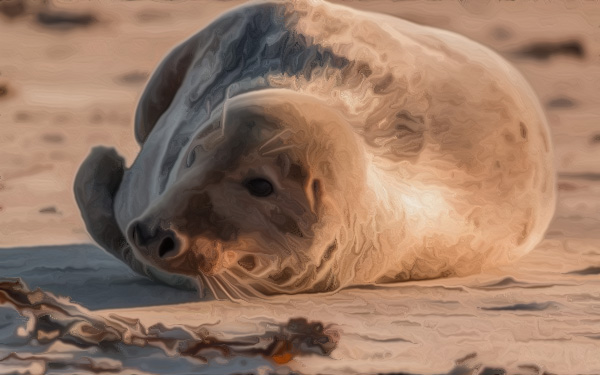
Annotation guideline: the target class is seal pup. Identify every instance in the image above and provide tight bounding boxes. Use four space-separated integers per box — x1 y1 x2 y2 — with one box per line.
74 0 556 297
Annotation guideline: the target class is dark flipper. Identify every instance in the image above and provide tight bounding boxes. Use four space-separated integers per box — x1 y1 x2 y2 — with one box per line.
74 147 195 289
73 146 146 276
134 40 198 145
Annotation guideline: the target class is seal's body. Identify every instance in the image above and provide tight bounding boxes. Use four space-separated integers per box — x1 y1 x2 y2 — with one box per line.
75 0 555 297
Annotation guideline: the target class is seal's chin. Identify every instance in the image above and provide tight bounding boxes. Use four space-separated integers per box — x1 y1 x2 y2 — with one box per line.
150 239 226 277
194 269 310 300
159 244 340 299
125 225 221 276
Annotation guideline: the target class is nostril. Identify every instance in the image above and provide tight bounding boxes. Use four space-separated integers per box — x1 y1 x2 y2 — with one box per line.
158 236 177 258
130 220 180 259
131 222 145 248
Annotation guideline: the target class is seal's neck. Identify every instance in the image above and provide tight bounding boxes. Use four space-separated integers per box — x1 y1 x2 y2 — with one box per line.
344 156 459 285
330 158 403 286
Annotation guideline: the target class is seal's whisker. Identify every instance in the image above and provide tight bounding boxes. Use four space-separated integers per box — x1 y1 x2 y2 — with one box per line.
209 274 233 301
258 129 294 155
194 275 206 299
202 274 220 300
260 144 297 157
214 274 239 301
218 272 241 299
221 271 254 300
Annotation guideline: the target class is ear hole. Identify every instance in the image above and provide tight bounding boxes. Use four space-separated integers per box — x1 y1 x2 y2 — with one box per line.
311 179 322 214
313 179 321 196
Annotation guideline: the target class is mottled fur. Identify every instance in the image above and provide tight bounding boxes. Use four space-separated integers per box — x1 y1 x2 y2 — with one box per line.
75 0 555 297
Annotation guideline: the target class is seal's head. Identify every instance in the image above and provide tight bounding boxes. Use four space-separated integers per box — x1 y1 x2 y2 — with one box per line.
126 90 367 297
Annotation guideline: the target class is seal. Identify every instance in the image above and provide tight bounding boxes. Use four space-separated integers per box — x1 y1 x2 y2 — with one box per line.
74 0 556 297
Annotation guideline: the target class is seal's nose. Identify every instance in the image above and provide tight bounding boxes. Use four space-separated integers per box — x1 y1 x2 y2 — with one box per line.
131 221 182 259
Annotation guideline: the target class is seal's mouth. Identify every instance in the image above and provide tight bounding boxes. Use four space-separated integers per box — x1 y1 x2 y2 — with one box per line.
128 227 228 281
127 220 189 268
182 240 223 276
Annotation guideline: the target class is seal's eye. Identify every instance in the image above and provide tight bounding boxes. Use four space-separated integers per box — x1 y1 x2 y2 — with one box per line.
244 178 274 197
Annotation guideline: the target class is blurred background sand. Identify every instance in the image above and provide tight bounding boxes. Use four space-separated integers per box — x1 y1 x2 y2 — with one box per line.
0 0 599 248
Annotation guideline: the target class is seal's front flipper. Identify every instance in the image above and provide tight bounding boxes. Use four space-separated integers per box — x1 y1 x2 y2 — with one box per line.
74 146 196 290
73 147 146 276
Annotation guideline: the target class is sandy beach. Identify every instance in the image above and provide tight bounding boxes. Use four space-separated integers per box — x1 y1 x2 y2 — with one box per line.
1 1 600 374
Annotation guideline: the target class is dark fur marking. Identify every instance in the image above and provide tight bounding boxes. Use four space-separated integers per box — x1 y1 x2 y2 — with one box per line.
237 255 256 271
269 266 293 284
271 213 304 237
519 122 528 140
316 240 337 272
373 73 393 94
